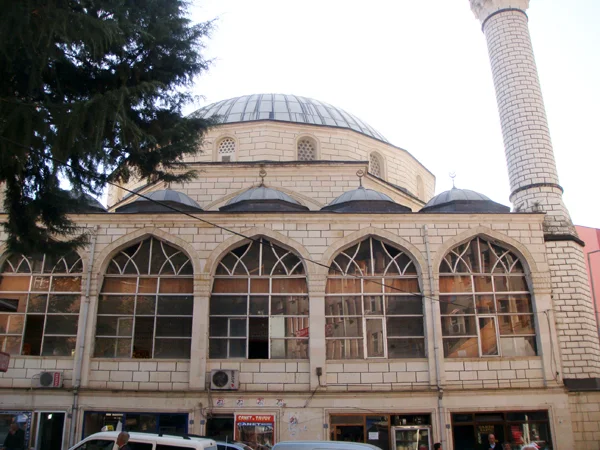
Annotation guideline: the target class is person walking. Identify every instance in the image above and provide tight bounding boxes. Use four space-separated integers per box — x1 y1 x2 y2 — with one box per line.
3 424 25 450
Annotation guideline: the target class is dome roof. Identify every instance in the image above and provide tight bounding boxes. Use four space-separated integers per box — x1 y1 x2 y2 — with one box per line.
322 187 411 213
65 190 106 212
193 94 388 143
116 189 202 213
420 187 510 213
220 186 309 212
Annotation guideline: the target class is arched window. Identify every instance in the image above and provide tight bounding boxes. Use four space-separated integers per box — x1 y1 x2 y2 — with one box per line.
217 137 236 162
0 252 82 356
210 238 308 359
325 237 424 359
94 237 193 359
369 152 384 178
297 137 317 161
439 236 536 358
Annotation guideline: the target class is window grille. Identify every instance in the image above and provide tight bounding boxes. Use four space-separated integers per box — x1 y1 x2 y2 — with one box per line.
369 153 383 178
218 138 236 162
297 139 316 161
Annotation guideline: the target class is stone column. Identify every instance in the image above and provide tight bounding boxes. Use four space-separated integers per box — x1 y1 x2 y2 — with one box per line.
470 0 600 379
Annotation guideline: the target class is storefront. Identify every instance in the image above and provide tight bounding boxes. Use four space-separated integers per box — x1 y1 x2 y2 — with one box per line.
82 412 188 438
234 414 275 450
329 414 432 450
451 411 553 450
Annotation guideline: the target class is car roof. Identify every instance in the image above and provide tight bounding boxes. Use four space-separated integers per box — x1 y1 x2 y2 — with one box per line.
74 432 216 447
273 442 382 450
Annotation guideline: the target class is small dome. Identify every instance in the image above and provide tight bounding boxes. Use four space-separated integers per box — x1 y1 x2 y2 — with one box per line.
116 189 202 213
66 190 106 213
192 94 388 143
220 186 309 212
322 187 411 213
420 187 510 213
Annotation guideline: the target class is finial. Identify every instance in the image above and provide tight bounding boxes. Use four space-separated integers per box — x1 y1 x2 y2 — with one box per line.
449 172 456 189
259 168 267 186
356 169 365 188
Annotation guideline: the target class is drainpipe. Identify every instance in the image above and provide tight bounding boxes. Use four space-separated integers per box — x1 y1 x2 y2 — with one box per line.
423 225 445 449
69 226 99 447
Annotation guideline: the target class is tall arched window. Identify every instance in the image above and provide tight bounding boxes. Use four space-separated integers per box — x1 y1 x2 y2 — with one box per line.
0 252 82 356
209 238 308 359
369 152 384 178
325 237 424 359
94 237 193 359
297 137 317 161
439 236 536 358
217 137 236 162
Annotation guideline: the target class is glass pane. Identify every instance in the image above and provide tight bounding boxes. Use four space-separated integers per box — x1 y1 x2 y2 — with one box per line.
384 278 420 294
439 295 474 314
326 318 363 338
210 296 247 315
101 278 137 293
271 339 308 359
388 338 425 358
331 415 364 425
0 276 31 291
270 316 309 338
326 339 364 359
229 339 246 358
473 276 493 292
494 276 528 292
249 296 269 315
7 315 25 333
22 315 43 355
138 278 158 293
0 336 22 354
230 319 246 337
326 278 361 294
42 336 76 356
159 278 193 294
475 295 495 313
479 317 499 356
31 276 50 291
364 279 383 294
325 296 361 316
439 276 473 293
210 318 228 337
48 295 80 313
209 339 227 358
498 315 535 335
212 278 248 293
155 317 192 337
500 336 537 357
94 337 131 358
272 278 307 294
154 339 191 359
45 315 78 335
0 315 7 333
443 337 479 358
250 279 269 293
364 296 384 315
133 317 154 359
51 276 81 292
497 294 533 313
387 317 424 337
96 316 133 337
366 319 384 357
441 316 477 336
157 296 193 315
97 295 135 314
386 297 423 315
1 294 27 312
271 296 309 315
136 296 156 315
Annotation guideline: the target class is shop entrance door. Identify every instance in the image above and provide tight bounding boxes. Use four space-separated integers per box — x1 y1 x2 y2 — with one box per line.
332 425 365 443
206 415 234 442
36 412 65 450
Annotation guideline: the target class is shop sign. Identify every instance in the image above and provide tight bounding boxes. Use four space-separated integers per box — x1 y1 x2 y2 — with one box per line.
234 414 275 448
0 352 10 372
296 327 309 337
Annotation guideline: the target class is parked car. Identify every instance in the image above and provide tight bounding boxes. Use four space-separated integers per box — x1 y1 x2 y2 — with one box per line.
69 431 217 450
215 441 254 450
272 442 382 450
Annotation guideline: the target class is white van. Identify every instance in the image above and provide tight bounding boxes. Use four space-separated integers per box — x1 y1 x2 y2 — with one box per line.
272 442 382 450
69 431 217 450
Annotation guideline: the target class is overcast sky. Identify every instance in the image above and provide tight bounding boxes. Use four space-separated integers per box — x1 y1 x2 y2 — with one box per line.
186 0 600 228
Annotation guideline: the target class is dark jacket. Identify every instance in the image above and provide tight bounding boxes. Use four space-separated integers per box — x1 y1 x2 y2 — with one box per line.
119 444 132 450
4 428 25 450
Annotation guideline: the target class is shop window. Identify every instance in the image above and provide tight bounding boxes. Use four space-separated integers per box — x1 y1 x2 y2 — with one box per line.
0 253 82 356
440 236 537 358
82 412 188 438
325 237 424 359
209 238 308 359
94 238 193 359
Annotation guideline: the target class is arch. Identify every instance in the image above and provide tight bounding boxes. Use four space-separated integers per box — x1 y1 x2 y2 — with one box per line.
0 243 87 274
369 151 385 179
296 135 319 161
93 227 200 277
214 135 238 162
204 227 314 277
320 227 427 280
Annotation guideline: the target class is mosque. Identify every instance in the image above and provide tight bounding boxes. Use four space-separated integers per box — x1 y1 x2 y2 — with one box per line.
1 1 599 450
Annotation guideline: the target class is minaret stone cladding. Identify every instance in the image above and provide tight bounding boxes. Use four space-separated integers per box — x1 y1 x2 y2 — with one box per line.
470 0 600 378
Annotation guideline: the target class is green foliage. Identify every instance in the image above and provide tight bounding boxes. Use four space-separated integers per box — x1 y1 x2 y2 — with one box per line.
0 0 215 255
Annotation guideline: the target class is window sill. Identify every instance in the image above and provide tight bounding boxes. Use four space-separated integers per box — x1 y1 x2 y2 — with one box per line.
10 355 74 360
326 358 428 363
444 356 541 361
90 357 189 362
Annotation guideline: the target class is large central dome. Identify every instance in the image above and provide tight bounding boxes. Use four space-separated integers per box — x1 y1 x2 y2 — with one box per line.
193 93 388 143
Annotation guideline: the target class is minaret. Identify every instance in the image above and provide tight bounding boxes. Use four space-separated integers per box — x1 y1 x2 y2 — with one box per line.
470 0 600 380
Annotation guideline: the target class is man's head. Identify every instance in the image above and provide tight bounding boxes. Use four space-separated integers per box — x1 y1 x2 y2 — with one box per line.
433 443 442 450
9 423 19 433
488 434 496 444
117 432 130 447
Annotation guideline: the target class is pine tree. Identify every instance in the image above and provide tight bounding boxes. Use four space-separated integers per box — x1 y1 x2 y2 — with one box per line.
0 0 214 255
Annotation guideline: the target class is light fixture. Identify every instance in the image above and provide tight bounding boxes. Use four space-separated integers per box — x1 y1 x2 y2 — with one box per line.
48 414 53 420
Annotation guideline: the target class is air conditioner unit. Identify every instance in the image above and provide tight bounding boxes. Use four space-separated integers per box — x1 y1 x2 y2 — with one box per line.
210 369 239 391
34 371 63 388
